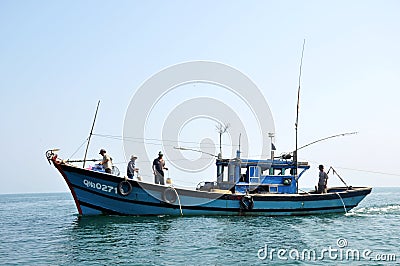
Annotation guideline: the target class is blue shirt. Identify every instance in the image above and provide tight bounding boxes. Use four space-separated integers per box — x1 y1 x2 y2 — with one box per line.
127 160 136 175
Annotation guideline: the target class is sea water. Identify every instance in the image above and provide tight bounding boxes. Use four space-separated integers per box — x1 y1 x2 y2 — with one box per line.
0 188 399 265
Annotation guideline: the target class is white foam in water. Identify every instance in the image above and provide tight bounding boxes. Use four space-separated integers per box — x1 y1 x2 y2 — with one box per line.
351 205 400 215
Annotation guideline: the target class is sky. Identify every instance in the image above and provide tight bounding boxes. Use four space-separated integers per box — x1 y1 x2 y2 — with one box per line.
1 0 399 194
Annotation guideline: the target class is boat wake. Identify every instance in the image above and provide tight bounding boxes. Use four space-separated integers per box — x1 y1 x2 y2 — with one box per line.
348 204 400 216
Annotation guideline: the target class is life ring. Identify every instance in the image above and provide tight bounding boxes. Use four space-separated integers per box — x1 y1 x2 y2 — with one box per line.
118 180 132 196
162 187 177 204
240 195 254 211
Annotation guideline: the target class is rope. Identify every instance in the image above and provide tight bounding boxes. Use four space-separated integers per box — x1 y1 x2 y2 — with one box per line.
298 188 310 194
327 167 349 188
335 192 347 214
169 186 183 216
92 133 238 148
68 137 88 160
335 167 400 177
304 159 400 178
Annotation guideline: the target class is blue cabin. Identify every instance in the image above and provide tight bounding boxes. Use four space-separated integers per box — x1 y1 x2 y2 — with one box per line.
213 151 310 194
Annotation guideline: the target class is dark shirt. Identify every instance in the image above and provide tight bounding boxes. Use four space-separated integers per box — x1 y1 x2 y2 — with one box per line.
153 158 164 173
127 160 136 175
318 171 328 186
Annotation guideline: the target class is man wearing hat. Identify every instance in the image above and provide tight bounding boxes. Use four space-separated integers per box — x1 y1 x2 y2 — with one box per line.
152 151 168 185
99 149 113 174
318 165 329 194
127 155 139 179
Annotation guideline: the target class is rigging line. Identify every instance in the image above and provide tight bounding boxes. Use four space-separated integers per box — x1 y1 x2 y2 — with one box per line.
334 167 400 177
81 157 215 166
93 136 233 148
93 133 201 143
327 167 348 188
99 139 233 149
92 133 239 147
68 137 89 160
124 173 207 186
304 159 400 177
89 134 186 147
107 139 223 149
92 136 176 147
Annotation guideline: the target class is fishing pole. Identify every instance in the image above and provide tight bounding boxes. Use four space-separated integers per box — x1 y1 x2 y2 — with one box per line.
281 132 358 159
174 146 218 158
297 132 358 151
67 159 99 163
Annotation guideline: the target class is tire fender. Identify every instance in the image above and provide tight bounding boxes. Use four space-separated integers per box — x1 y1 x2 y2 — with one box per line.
118 180 132 196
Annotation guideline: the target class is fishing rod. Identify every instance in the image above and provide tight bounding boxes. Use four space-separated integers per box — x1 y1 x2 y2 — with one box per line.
174 146 218 158
280 132 358 159
297 132 358 151
67 159 99 163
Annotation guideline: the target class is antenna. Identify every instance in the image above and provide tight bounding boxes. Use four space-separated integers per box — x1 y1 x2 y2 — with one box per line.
238 133 242 158
268 132 275 160
83 100 100 168
216 122 230 156
294 39 306 192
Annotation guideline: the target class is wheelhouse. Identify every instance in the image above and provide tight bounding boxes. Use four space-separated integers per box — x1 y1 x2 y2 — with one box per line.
201 151 310 194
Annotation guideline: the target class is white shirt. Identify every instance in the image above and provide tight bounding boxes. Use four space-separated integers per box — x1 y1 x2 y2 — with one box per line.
102 154 112 170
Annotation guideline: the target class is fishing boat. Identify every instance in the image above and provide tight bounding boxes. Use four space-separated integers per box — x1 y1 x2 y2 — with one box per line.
46 148 371 216
47 50 371 216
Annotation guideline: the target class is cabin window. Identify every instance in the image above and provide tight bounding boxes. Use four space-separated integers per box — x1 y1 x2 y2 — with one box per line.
269 185 278 193
268 168 287 175
249 166 260 177
249 166 261 184
217 165 224 182
228 164 235 183
240 168 247 182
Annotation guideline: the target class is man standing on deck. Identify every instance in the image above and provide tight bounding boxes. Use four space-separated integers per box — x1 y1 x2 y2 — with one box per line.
99 149 113 174
153 151 168 185
318 165 329 193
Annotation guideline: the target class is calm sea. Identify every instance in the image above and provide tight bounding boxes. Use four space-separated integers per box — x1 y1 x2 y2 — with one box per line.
0 188 399 265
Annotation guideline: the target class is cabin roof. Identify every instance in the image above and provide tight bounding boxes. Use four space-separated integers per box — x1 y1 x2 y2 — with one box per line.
216 158 310 169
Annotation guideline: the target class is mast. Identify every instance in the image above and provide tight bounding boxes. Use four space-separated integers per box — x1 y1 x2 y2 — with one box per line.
294 39 306 193
83 100 100 168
